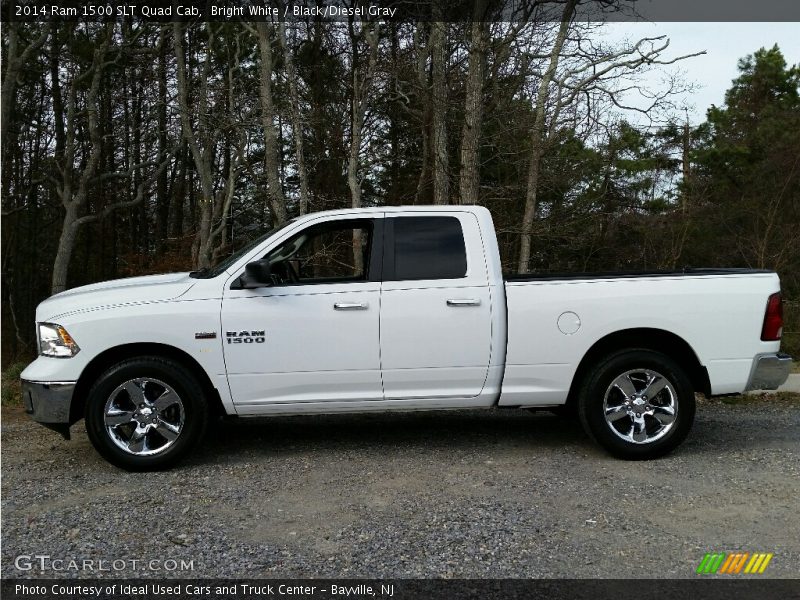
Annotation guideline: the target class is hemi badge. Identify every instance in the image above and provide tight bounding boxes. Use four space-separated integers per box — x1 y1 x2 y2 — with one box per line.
195 332 217 340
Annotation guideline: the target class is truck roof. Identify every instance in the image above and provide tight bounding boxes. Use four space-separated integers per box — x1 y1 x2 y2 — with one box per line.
291 204 488 220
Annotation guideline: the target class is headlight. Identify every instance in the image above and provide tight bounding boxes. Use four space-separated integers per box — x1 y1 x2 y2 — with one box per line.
38 323 80 358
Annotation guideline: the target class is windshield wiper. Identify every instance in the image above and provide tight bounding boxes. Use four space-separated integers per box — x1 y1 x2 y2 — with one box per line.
189 267 210 279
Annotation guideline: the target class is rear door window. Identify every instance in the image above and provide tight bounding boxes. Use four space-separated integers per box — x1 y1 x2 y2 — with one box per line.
387 217 467 281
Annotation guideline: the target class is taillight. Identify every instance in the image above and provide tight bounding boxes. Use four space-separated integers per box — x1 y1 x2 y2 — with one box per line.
761 292 783 341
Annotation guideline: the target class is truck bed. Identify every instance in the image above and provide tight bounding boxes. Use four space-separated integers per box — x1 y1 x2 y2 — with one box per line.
500 267 781 406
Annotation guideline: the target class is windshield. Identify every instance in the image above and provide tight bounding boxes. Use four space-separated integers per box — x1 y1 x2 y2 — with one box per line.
191 220 295 279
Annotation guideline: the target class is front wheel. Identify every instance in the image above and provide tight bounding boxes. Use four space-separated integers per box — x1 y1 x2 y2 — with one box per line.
85 357 209 471
577 349 695 460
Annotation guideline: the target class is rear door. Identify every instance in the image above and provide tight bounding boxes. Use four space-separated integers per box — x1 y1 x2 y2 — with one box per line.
379 212 492 399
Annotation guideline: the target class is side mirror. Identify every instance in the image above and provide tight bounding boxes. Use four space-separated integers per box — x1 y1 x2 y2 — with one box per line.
233 259 272 289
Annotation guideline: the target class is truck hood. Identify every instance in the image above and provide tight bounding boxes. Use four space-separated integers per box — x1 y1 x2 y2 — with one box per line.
37 272 196 321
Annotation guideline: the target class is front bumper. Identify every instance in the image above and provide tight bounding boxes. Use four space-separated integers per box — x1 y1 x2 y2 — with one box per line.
745 353 793 391
21 379 76 439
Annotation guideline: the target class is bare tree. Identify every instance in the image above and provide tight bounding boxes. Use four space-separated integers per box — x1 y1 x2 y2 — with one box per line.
345 19 380 272
155 26 170 249
517 0 576 273
430 16 449 204
459 5 538 206
517 8 706 272
458 0 489 205
413 22 431 203
1 23 49 133
50 24 171 293
255 21 288 225
174 22 214 267
278 20 311 215
50 25 115 293
174 23 247 268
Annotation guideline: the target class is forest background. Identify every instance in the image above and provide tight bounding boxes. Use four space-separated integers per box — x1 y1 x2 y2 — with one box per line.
2 1 798 369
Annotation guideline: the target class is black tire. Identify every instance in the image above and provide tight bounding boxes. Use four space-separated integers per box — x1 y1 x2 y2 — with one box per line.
85 357 209 471
577 349 695 460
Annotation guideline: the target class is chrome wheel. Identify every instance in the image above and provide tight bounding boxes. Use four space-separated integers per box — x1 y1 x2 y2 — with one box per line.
602 368 677 445
103 377 185 456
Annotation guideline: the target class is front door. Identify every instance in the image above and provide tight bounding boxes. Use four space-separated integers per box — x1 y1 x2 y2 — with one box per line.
222 217 383 409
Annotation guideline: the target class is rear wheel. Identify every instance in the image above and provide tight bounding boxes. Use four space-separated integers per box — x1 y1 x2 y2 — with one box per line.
577 349 695 460
85 357 209 471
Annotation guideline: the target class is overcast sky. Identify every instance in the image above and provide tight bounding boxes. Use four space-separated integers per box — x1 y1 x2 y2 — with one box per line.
599 22 800 125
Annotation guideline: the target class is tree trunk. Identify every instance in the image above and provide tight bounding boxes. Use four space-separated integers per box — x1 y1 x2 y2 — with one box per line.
278 21 311 215
174 23 216 268
50 25 111 294
414 23 431 204
1 24 49 136
156 27 170 249
388 23 401 205
681 117 691 213
51 205 79 294
458 1 488 205
430 18 449 205
347 21 380 274
256 22 288 226
517 0 576 273
49 24 65 164
170 142 187 237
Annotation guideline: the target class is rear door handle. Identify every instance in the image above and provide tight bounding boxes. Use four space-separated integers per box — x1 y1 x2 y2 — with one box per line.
334 302 369 310
446 299 481 307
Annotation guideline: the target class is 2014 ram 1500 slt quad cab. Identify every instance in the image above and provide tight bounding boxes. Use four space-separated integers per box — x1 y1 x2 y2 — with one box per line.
21 206 793 469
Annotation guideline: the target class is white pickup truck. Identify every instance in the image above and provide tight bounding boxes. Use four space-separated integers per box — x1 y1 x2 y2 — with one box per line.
21 206 792 469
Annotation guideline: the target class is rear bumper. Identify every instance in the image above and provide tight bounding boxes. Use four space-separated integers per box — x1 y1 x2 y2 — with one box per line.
745 353 793 391
21 379 76 439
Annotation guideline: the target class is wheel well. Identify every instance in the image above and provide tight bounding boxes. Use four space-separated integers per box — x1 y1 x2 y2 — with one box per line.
70 343 226 424
565 328 711 408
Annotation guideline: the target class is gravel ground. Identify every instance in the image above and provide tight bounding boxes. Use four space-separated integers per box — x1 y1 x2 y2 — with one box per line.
2 394 799 579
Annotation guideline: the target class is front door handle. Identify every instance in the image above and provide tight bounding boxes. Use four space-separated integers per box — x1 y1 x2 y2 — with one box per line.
334 302 369 310
446 298 481 307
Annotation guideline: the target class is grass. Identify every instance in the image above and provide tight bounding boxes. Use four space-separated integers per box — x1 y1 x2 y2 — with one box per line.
1 362 27 407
